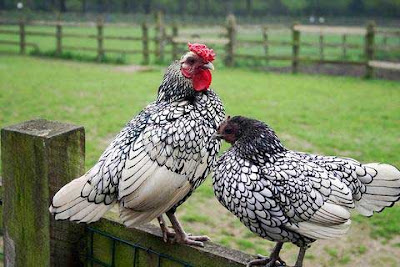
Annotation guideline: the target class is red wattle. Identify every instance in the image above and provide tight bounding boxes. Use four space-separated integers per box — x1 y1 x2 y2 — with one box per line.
192 69 212 91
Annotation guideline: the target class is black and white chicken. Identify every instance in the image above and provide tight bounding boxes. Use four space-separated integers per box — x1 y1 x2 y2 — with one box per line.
50 43 225 247
213 116 400 266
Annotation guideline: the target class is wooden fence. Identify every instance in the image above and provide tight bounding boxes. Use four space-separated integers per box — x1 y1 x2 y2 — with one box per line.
0 119 253 266
0 18 150 63
0 14 399 78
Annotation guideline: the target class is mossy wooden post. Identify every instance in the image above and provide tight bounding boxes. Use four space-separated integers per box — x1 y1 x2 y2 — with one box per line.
1 119 85 266
342 34 347 58
291 23 300 74
155 11 165 63
56 22 62 56
97 17 104 62
225 14 236 67
19 18 25 54
365 21 376 79
172 24 178 60
382 35 387 46
262 25 269 65
141 22 149 65
319 33 324 61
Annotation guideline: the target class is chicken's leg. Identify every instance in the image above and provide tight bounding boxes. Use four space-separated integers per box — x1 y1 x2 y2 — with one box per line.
157 215 175 243
294 246 308 267
247 242 286 267
166 211 210 247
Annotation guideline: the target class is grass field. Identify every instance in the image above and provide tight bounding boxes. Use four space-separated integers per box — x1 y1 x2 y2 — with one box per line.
0 55 399 266
0 22 399 67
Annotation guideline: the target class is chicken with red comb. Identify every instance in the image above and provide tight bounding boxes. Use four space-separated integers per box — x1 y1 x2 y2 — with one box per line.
49 43 225 247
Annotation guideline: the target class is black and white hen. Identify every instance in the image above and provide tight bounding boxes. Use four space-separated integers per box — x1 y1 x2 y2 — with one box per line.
213 116 400 266
50 43 225 247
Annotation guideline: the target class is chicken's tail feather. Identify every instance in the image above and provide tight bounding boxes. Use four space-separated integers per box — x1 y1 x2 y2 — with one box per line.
355 163 400 216
49 175 113 223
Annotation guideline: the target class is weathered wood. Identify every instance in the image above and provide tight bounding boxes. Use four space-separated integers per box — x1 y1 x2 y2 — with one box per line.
90 215 254 267
172 37 229 45
97 18 104 62
179 28 226 35
1 119 85 266
365 21 376 78
62 45 140 54
19 19 25 54
155 11 165 63
292 23 300 73
262 26 269 65
172 24 179 60
62 45 97 52
294 25 366 35
368 60 400 71
25 30 54 37
319 33 324 61
0 40 38 50
225 14 237 67
342 34 347 58
376 29 400 37
376 44 400 52
142 22 149 65
235 54 365 65
56 22 62 55
0 178 3 235
0 29 19 35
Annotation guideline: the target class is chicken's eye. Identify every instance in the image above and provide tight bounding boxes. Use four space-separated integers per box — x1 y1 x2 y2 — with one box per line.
186 57 195 64
225 128 233 134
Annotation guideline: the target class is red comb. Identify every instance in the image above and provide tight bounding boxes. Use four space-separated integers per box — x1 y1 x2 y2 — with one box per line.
188 43 216 62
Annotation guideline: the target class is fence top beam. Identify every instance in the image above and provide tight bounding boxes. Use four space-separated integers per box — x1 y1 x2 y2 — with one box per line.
94 211 254 266
294 25 366 35
172 37 229 45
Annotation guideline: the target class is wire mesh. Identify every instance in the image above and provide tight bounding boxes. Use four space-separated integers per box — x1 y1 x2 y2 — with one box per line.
86 226 192 267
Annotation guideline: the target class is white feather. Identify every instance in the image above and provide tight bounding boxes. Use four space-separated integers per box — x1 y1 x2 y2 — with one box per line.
50 174 114 223
355 163 400 216
119 166 192 227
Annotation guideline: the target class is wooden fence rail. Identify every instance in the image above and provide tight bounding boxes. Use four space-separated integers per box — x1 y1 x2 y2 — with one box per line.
0 19 152 64
0 14 399 77
0 119 252 266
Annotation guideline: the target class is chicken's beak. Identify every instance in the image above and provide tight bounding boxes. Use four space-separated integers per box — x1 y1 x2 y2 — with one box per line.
212 132 223 140
203 62 214 70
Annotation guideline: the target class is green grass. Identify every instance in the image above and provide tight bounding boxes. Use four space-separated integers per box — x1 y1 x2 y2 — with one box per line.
0 55 399 265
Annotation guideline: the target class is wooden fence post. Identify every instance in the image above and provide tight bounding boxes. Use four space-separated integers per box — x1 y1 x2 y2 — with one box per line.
365 21 376 79
382 35 387 46
319 33 324 61
262 25 268 65
342 34 347 58
142 22 149 65
1 119 85 266
225 14 236 67
19 18 25 54
155 11 165 63
56 22 62 56
97 17 104 62
292 23 300 74
172 24 178 60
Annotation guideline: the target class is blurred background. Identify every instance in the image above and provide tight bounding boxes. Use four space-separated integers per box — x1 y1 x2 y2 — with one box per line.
0 1 399 266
